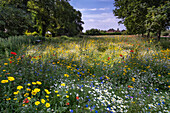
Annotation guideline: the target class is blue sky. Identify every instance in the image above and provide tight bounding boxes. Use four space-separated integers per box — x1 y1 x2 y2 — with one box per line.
69 0 126 32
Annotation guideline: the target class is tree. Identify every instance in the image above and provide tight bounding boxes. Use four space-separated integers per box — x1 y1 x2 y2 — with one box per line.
85 29 100 35
0 0 84 37
113 0 170 40
0 2 32 37
113 0 147 36
146 2 170 40
27 0 83 36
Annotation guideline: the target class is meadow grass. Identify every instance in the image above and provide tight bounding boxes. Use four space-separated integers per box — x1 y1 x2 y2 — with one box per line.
0 35 169 113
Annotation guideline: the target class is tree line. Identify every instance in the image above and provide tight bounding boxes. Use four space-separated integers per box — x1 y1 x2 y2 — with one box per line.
113 0 170 40
0 0 84 38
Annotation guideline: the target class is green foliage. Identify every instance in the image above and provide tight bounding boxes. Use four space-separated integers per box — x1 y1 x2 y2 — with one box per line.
159 40 170 49
113 0 170 40
0 0 84 37
100 32 122 35
0 4 32 38
161 30 170 36
85 29 123 35
85 29 100 35
0 36 45 58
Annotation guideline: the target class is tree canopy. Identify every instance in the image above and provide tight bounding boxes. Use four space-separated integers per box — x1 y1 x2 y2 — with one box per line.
0 0 84 38
113 0 170 40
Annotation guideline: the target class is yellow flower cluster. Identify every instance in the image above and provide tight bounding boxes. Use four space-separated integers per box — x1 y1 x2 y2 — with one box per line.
64 74 69 77
17 86 23 90
61 83 65 87
1 80 9 83
31 88 41 95
8 77 15 81
45 89 51 94
132 77 135 82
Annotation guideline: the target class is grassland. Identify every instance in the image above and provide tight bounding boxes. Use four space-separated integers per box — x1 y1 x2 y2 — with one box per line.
0 35 169 113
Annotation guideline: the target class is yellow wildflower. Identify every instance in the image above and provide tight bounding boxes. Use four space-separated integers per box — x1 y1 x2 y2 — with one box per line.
45 103 50 108
36 81 42 85
45 89 50 94
35 101 40 106
132 77 135 82
26 88 31 91
61 83 65 87
27 83 31 86
31 90 37 95
17 86 23 90
27 97 31 100
64 74 69 77
8 77 15 81
41 99 46 104
6 98 11 101
32 82 36 85
34 88 40 93
1 80 9 83
55 90 58 93
4 63 8 65
13 91 19 95
24 93 29 97
66 95 69 98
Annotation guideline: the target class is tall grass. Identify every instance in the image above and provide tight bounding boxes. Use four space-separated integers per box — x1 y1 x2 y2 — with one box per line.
0 36 45 59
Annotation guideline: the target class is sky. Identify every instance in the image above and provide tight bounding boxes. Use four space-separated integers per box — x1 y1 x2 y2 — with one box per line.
69 0 126 32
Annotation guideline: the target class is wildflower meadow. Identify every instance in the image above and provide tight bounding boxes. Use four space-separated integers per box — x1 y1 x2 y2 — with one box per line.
0 35 169 113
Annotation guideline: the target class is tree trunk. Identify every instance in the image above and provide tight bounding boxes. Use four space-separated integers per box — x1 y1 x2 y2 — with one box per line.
147 30 150 38
142 33 144 37
157 30 161 41
52 33 55 37
22 0 29 11
42 24 47 36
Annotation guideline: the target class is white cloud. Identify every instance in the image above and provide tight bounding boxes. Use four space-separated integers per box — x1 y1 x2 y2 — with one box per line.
82 13 125 32
77 8 109 12
99 8 109 10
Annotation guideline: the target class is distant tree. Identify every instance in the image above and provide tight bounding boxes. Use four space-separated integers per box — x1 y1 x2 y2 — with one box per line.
85 29 100 35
